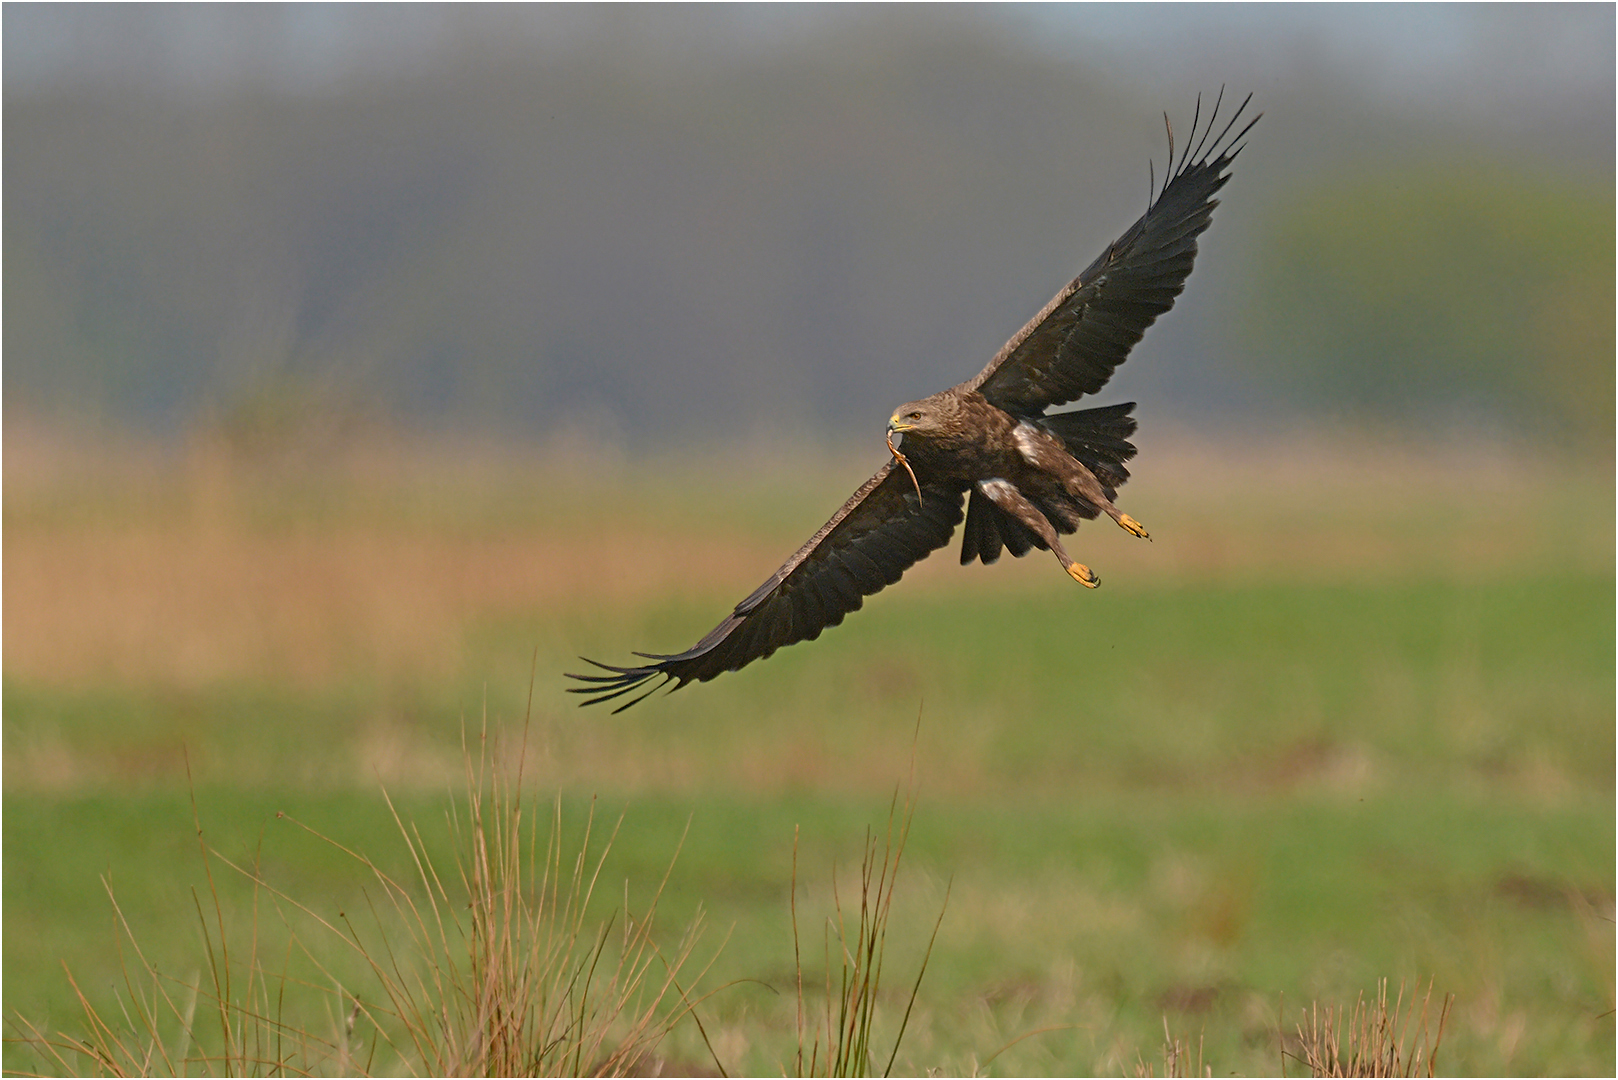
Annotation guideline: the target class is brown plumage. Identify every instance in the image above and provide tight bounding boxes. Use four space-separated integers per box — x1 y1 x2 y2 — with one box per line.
570 93 1258 711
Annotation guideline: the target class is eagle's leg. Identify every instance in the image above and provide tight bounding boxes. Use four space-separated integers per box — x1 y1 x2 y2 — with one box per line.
1015 421 1149 540
1061 460 1150 540
977 479 1099 588
1053 538 1100 587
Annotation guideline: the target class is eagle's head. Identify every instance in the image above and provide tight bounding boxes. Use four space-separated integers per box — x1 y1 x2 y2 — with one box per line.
886 393 959 441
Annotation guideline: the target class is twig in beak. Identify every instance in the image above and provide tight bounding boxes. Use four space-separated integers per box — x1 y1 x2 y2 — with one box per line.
887 429 924 508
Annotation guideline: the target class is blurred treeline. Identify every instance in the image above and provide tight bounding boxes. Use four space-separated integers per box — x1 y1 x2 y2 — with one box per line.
5 6 1612 454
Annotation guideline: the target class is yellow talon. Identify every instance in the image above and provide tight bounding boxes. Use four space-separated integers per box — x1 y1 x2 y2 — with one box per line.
1118 513 1150 540
1066 563 1100 588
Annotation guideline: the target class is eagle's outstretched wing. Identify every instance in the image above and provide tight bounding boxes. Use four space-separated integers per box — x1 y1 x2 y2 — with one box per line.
965 91 1259 416
568 463 966 711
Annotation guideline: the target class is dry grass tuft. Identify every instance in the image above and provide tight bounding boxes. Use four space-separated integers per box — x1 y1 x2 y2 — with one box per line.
792 746 946 1077
1285 979 1453 1078
1134 1019 1210 1077
5 724 720 1076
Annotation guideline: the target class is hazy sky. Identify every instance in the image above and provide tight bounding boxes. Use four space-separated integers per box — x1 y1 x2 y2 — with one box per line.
6 4 1611 441
7 2 1612 130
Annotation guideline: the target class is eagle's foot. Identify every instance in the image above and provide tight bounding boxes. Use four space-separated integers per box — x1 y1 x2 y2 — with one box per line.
1066 562 1100 588
1117 513 1150 540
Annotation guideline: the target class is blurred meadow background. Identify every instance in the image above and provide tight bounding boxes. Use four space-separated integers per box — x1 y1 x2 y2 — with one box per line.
4 5 1613 1075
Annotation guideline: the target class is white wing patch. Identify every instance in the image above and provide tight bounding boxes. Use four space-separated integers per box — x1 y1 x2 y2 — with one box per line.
1013 421 1047 465
978 478 1016 500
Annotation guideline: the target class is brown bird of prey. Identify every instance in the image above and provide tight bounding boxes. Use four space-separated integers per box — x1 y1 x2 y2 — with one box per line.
570 93 1258 711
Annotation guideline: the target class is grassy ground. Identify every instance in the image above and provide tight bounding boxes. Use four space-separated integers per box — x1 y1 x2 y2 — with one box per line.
4 426 1613 1074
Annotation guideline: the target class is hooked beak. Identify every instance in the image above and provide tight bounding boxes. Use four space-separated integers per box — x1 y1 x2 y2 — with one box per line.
887 414 914 434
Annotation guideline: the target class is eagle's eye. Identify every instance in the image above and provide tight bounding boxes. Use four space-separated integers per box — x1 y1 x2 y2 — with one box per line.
906 410 923 422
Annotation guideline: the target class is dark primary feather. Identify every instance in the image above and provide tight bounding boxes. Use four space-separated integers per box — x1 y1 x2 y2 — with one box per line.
966 91 1259 417
568 463 966 711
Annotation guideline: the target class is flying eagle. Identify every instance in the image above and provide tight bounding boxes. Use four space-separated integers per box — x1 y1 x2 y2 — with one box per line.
570 93 1258 711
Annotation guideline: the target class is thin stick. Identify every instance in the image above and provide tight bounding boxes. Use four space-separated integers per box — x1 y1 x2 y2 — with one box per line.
887 430 924 508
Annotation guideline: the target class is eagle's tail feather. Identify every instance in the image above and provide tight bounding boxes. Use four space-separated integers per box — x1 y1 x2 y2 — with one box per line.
1039 402 1139 490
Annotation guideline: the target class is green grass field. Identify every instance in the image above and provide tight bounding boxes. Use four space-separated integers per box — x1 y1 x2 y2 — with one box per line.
4 433 1612 1074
